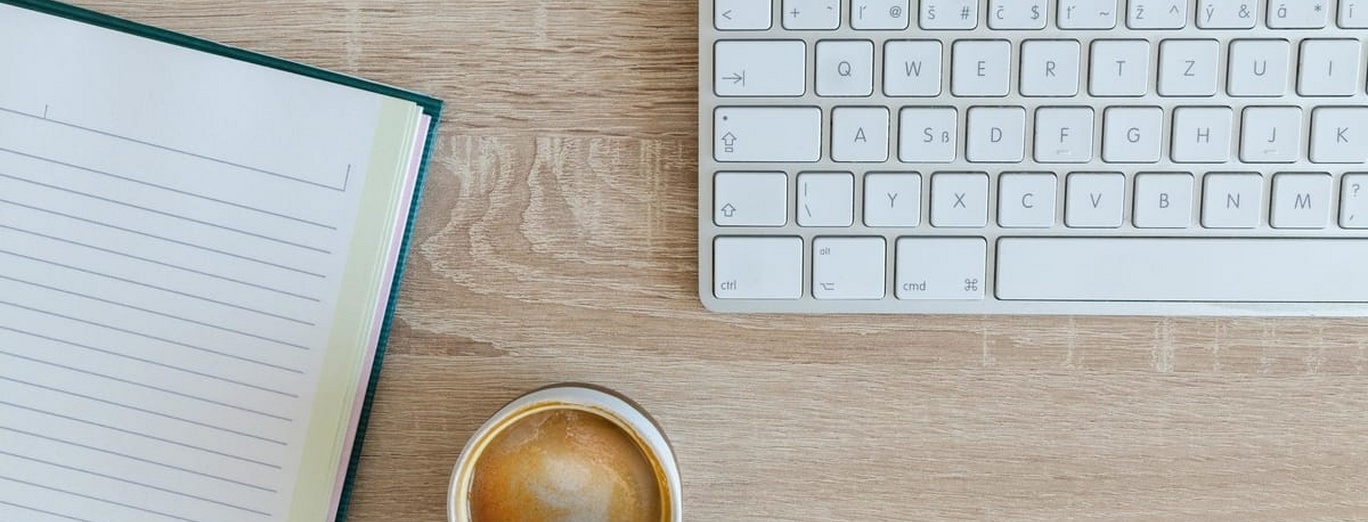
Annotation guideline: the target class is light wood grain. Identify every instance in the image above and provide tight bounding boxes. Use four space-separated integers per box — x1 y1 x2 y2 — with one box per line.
70 1 1368 520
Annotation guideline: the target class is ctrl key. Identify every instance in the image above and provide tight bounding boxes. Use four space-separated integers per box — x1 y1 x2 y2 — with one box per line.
895 237 987 300
714 237 803 299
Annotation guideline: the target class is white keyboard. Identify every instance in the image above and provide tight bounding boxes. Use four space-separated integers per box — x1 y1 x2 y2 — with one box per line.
698 0 1368 316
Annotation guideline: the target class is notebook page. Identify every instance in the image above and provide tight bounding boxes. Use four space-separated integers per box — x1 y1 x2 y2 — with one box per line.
0 4 418 522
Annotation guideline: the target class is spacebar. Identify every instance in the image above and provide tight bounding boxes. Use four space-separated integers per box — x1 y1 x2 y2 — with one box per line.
997 238 1368 303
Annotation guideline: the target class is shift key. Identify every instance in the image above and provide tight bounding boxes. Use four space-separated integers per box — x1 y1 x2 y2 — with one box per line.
715 107 822 163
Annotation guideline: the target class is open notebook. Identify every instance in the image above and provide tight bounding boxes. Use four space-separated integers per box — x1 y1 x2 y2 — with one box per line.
0 1 441 521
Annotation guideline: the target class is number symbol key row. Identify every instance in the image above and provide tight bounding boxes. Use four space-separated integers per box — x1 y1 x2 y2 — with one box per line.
716 0 1368 31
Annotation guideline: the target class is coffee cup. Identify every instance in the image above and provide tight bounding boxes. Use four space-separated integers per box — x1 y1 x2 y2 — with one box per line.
447 385 682 522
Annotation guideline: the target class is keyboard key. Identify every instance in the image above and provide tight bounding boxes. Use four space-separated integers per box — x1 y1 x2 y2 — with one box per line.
920 0 979 30
864 173 922 227
1020 40 1081 97
1311 108 1368 163
931 173 989 228
1034 107 1095 163
895 237 987 300
1340 0 1368 27
966 107 1025 163
852 0 911 29
714 172 788 226
996 238 1368 302
883 41 943 97
1298 40 1361 97
1197 0 1258 28
1128 0 1188 28
716 0 773 30
1058 0 1119 29
1202 173 1264 228
714 41 806 97
714 107 822 162
1341 173 1368 228
813 237 887 299
1158 40 1219 97
1227 39 1291 97
1268 1 1329 28
797 172 855 227
1240 107 1301 163
1065 172 1125 228
1089 40 1150 96
782 0 840 29
1102 107 1163 163
1270 173 1333 229
898 107 958 163
1171 107 1233 164
951 40 1011 97
714 237 803 299
816 40 875 97
988 0 1049 29
832 107 890 162
1133 173 1195 228
998 173 1058 228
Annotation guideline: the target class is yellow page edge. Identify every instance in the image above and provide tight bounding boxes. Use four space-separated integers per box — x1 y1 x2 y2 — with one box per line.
287 96 421 522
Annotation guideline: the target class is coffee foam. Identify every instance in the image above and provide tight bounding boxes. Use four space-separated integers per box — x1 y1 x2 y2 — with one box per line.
469 408 662 522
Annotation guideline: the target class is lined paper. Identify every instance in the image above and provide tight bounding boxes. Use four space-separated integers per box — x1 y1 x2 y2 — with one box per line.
0 4 420 521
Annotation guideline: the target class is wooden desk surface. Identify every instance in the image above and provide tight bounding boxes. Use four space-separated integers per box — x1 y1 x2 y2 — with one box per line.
72 1 1368 520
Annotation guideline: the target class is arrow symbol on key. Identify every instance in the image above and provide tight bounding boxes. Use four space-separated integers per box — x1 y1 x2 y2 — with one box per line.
723 71 746 86
721 203 738 217
722 132 738 146
722 9 733 19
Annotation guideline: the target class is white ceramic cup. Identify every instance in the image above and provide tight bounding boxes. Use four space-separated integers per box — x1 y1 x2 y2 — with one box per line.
447 385 682 522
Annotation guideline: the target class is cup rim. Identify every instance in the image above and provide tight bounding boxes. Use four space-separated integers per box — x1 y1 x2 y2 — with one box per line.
446 384 682 522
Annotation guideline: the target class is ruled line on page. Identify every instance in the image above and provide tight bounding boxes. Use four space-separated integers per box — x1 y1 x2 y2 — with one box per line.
0 224 321 303
0 350 292 422
0 326 298 398
0 451 272 517
0 376 289 446
0 475 207 522
0 400 281 469
0 105 349 193
0 300 303 374
0 198 327 279
0 248 314 326
0 146 336 230
0 171 331 254
0 425 276 493
2 275 311 351
0 499 95 522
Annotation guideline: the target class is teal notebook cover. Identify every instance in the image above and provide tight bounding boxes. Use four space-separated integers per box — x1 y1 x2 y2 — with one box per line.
1 1 442 520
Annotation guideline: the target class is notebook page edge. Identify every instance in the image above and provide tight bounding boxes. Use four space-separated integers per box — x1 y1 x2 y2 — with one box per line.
284 98 423 522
